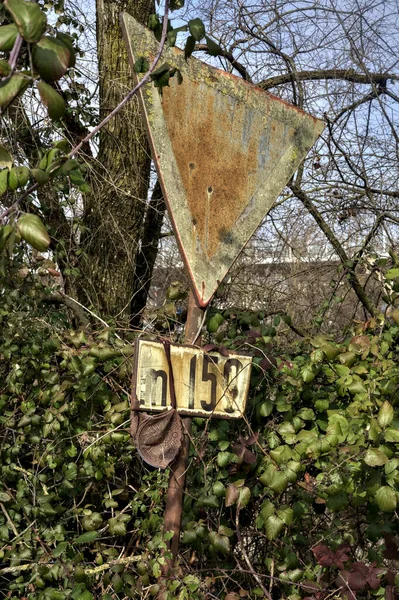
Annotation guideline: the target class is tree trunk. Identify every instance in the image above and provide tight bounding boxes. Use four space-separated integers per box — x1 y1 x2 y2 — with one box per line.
79 0 154 322
130 180 165 327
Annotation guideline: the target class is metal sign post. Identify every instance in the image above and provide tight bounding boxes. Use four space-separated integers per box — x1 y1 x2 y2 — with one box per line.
121 11 324 590
162 292 203 567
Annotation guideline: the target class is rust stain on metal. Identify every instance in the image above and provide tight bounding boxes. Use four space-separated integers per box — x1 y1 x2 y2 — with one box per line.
162 82 259 258
121 14 325 306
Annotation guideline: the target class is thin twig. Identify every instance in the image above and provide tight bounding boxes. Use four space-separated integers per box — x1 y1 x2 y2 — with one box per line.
40 292 90 326
191 306 208 344
8 34 23 74
235 506 273 600
60 292 120 334
290 183 377 317
83 419 130 455
0 554 142 576
194 43 252 81
0 502 18 537
0 520 36 554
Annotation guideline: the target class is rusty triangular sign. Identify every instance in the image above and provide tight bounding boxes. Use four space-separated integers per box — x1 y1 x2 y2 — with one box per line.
121 14 324 307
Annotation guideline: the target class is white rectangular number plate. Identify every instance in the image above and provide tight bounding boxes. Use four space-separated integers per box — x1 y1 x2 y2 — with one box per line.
132 340 252 419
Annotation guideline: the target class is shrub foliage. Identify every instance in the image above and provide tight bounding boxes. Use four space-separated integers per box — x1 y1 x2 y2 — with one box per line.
1 250 399 599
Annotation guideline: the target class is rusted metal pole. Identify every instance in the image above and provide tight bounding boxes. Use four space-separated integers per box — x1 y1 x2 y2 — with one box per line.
160 291 205 580
162 417 192 560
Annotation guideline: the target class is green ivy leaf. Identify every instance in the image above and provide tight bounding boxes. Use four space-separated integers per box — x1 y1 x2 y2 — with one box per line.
0 145 13 170
4 0 46 43
217 451 231 467
58 159 80 174
74 531 98 544
53 541 68 557
108 518 127 535
148 13 160 31
112 574 123 593
386 268 399 280
0 73 30 110
45 589 65 600
218 525 234 537
153 70 170 88
260 500 275 521
301 365 316 382
167 29 177 47
212 481 225 498
184 35 196 60
270 445 297 465
260 399 273 417
30 168 50 185
40 147 59 170
277 506 294 525
297 408 315 421
69 168 90 192
338 351 356 367
0 224 13 251
82 512 103 531
265 514 284 540
8 165 29 189
152 561 161 578
375 486 397 512
71 587 93 600
202 494 219 509
326 492 348 512
209 531 230 554
134 56 149 74
170 0 185 10
0 60 11 77
205 35 222 56
183 575 200 592
37 81 65 120
315 399 329 412
384 428 399 443
238 486 251 507
260 465 289 493
347 380 366 394
56 32 76 67
188 18 205 41
385 458 399 475
0 23 18 51
182 529 197 544
364 448 388 467
17 213 50 251
377 401 394 428
326 414 349 442
150 62 171 88
33 36 71 82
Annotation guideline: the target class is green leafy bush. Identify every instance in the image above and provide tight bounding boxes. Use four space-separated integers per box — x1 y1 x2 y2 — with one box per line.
1 250 399 599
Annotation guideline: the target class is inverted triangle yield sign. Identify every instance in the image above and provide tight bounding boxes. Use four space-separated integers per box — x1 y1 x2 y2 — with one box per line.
121 14 324 307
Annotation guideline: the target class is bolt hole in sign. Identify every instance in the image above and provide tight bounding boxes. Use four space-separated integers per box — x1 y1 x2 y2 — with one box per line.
132 340 252 419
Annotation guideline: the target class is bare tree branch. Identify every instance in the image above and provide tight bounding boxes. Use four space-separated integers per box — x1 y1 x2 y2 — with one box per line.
195 43 252 81
259 69 398 90
290 183 378 317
